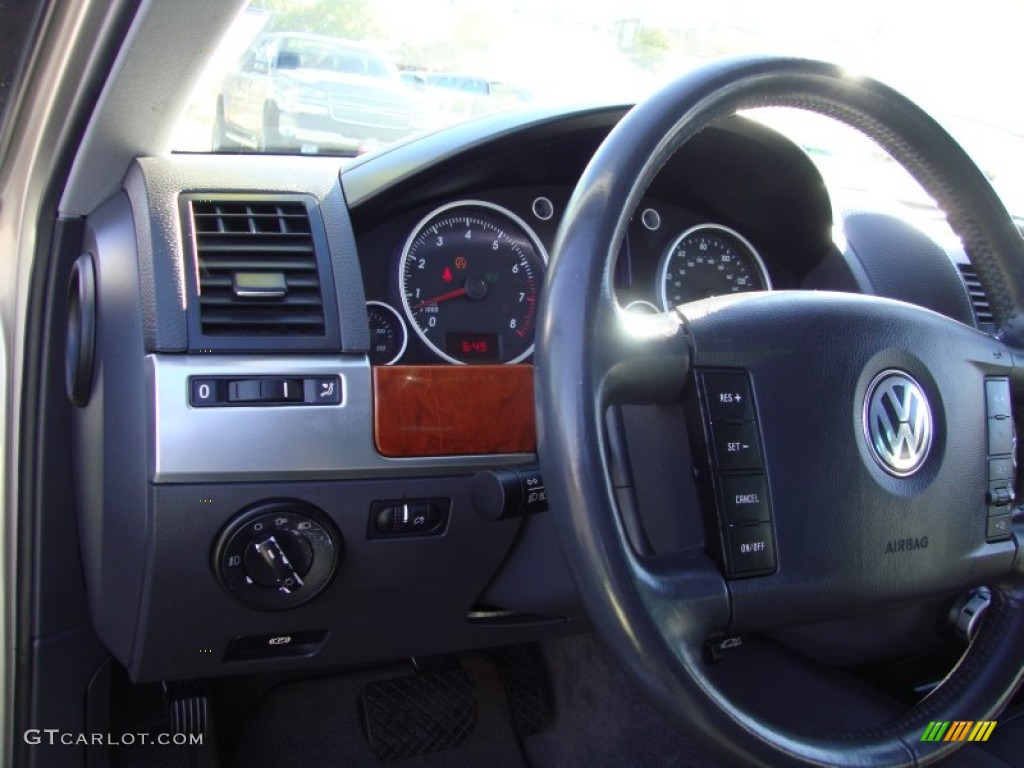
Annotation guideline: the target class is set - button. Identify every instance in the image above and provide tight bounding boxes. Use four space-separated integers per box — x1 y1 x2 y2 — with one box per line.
700 370 776 578
984 377 1015 542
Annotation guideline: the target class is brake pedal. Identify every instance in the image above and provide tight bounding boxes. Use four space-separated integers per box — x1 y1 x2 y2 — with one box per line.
359 666 476 760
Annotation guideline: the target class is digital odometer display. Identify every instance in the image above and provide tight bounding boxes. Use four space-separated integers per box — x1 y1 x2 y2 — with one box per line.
399 200 548 365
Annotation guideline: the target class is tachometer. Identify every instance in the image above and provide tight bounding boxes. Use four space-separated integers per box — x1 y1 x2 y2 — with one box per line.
658 223 770 308
399 201 547 364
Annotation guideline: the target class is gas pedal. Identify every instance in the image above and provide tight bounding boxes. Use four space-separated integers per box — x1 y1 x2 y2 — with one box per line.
488 644 551 737
359 666 476 761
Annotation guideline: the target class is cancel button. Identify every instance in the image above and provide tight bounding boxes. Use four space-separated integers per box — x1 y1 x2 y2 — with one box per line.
720 474 770 525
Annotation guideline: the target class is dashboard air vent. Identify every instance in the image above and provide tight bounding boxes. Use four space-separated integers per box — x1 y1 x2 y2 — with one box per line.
191 200 326 336
957 264 995 331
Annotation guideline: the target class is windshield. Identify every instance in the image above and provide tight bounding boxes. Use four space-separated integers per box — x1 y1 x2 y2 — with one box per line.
174 0 1024 214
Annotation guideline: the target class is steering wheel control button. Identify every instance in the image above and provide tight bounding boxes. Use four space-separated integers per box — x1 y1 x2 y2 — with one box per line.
725 523 776 576
986 514 1012 541
985 378 1012 419
214 501 341 611
863 370 933 477
702 372 754 423
224 630 327 662
987 417 1015 457
989 457 1015 481
370 499 449 538
711 422 763 471
987 482 1015 508
719 474 770 525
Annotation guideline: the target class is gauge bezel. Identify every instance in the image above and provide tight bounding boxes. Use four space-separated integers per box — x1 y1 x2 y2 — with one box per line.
398 199 549 365
657 222 772 310
366 300 408 366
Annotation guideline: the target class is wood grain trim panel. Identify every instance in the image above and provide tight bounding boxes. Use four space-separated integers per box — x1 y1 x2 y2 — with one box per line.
373 365 535 457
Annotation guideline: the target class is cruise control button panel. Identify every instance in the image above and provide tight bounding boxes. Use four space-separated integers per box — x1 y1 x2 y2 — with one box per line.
695 369 777 579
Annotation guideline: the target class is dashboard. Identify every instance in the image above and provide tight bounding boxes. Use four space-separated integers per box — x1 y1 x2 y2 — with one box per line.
66 103 983 684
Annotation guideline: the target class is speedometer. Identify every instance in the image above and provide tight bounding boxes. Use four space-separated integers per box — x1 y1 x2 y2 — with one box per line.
658 223 770 309
399 200 547 364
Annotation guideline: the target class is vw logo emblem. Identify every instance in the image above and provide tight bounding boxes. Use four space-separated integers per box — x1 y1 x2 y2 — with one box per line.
863 371 933 477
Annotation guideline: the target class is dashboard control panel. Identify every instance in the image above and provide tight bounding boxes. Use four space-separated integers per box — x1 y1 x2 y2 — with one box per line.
213 500 341 610
369 498 449 538
190 375 342 407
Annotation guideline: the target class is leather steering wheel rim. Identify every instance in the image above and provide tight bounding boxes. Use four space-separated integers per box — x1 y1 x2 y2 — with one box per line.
535 56 1024 767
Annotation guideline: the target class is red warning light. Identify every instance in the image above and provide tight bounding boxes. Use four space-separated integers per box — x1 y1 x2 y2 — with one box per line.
442 266 453 282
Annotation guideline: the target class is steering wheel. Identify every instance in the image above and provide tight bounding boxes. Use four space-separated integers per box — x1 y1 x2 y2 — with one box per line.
535 57 1024 766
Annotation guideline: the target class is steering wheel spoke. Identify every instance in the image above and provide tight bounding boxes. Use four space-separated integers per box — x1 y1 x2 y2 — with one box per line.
592 299 690 406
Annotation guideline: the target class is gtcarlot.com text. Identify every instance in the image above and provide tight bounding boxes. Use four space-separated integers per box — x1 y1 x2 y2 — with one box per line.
24 730 203 746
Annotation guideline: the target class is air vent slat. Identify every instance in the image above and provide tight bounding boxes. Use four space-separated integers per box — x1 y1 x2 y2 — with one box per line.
200 295 324 307
196 242 315 255
191 199 326 337
198 258 318 271
958 263 995 330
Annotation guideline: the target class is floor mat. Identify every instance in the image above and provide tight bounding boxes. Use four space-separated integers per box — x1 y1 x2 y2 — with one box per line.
227 656 527 768
522 633 723 768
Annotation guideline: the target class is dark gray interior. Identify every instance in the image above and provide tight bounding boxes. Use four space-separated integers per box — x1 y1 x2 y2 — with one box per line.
6 1 1024 767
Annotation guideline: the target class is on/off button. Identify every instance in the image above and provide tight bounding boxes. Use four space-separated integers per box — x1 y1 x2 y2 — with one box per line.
727 523 776 576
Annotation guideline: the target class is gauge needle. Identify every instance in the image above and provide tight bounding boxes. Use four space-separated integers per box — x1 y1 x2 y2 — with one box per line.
413 286 467 309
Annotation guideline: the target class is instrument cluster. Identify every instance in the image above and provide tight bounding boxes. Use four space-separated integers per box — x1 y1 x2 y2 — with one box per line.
360 190 779 366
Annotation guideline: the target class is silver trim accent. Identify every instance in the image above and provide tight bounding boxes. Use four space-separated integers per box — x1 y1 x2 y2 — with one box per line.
149 355 532 483
366 300 407 365
622 300 661 316
398 199 549 366
657 223 771 310
234 289 287 299
531 196 555 221
640 207 661 231
863 370 934 477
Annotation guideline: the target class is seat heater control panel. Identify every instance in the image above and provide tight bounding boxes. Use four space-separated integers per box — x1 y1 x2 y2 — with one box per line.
190 375 342 407
984 377 1016 542
699 370 776 578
